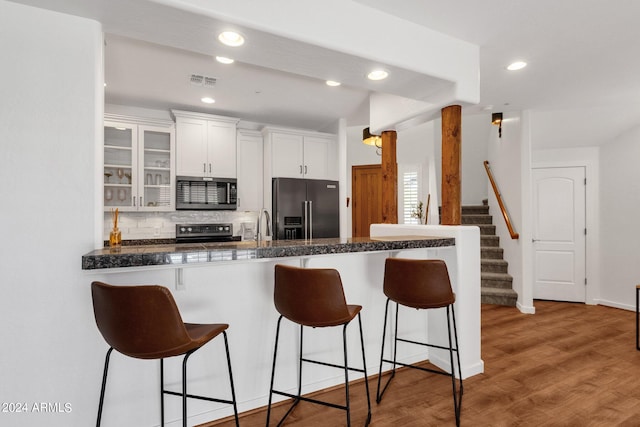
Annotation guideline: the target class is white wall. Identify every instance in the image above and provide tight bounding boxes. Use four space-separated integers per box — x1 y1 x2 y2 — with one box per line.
486 112 529 311
598 125 640 310
0 2 103 425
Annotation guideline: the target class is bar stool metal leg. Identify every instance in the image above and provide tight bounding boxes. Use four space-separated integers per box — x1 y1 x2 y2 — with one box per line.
636 285 639 351
267 314 371 427
447 306 463 426
96 347 114 427
357 313 372 425
160 359 165 427
376 300 399 402
342 324 351 426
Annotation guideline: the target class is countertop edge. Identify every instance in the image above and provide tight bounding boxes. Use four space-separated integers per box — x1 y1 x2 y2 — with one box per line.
82 236 455 270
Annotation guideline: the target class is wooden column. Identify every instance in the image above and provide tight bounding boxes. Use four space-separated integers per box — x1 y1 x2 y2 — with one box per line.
441 105 462 225
381 130 398 223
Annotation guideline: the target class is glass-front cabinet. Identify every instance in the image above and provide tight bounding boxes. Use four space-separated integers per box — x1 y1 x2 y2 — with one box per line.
103 114 175 211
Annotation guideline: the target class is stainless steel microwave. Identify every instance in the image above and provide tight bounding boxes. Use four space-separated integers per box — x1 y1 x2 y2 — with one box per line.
176 176 237 210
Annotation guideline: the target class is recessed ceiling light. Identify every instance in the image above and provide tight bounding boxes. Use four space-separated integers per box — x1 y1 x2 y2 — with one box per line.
367 69 388 81
218 31 245 47
216 56 234 64
326 80 341 87
507 61 527 71
201 97 215 104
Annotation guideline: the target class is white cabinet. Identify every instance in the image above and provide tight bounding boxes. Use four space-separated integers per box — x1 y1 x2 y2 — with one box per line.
103 114 175 212
172 110 239 178
264 129 334 180
236 129 264 212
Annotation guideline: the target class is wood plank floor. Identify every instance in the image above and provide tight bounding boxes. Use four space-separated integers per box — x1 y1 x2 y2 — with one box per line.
202 301 640 426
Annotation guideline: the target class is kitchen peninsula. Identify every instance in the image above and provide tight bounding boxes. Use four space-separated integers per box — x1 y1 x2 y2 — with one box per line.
81 225 481 426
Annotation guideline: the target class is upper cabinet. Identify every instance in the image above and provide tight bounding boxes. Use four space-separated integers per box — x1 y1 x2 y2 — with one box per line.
172 110 239 178
103 114 175 212
263 128 335 180
236 129 264 212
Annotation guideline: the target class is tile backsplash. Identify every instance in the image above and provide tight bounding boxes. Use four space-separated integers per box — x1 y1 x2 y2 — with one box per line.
103 210 260 241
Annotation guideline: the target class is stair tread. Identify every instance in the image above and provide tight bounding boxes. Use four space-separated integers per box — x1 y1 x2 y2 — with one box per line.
482 258 508 264
482 272 513 279
481 287 518 297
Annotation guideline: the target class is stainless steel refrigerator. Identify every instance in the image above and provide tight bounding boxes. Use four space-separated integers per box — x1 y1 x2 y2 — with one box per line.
272 178 339 240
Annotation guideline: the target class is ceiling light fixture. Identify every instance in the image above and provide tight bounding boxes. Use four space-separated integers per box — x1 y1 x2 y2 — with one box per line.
491 112 503 138
201 97 216 104
216 56 234 64
326 80 341 87
506 61 527 71
218 31 245 47
367 69 388 81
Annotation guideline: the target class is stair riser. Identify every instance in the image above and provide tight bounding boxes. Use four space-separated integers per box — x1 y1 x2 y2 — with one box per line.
481 278 513 289
482 263 509 274
481 294 518 306
461 207 490 215
481 236 500 247
462 215 493 225
481 248 504 259
478 225 496 236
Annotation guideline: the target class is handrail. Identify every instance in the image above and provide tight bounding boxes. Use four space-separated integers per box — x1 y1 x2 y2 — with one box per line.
483 160 519 239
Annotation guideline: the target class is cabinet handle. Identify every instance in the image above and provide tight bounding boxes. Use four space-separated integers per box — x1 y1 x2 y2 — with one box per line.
304 165 308 175
299 165 303 174
140 196 143 207
132 196 136 207
203 163 206 173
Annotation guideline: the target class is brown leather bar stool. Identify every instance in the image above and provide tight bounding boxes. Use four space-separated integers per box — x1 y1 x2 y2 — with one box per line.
376 258 463 426
266 264 372 426
91 281 239 427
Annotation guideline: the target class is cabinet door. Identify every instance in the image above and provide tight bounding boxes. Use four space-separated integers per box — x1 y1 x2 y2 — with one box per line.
236 131 263 211
208 121 237 178
303 136 330 179
104 121 137 211
138 125 174 211
271 132 304 178
175 117 208 177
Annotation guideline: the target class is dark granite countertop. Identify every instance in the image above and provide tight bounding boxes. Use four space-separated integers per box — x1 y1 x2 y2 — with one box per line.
82 235 455 270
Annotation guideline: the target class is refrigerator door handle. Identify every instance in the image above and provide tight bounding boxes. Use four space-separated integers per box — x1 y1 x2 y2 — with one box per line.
303 200 308 240
309 200 313 240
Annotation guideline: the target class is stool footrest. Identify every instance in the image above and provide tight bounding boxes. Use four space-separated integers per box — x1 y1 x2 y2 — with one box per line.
162 389 235 406
396 337 459 353
271 390 348 411
380 359 453 377
301 357 367 375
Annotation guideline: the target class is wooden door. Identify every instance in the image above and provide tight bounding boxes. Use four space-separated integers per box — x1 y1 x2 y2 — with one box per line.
352 165 382 237
532 167 586 302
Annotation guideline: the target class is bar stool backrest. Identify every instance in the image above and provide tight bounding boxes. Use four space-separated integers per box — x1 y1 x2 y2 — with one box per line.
91 281 191 359
383 258 455 309
274 264 352 327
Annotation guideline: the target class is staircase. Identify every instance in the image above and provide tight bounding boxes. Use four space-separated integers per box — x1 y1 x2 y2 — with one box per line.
462 203 518 306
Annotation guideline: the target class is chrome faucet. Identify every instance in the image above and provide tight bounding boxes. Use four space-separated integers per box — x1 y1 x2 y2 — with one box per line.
257 208 272 242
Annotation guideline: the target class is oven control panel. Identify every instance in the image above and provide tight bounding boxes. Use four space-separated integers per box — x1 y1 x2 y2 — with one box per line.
176 223 233 239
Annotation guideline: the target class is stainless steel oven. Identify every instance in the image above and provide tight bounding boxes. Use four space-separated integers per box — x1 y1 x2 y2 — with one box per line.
176 176 237 210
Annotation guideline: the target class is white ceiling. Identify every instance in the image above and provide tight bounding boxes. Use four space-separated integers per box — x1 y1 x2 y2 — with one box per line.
10 0 640 145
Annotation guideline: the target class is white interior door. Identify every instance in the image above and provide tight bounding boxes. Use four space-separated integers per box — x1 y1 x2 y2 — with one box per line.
532 167 586 302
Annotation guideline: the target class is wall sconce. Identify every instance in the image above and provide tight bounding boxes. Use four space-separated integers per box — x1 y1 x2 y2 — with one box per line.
362 127 382 155
492 113 503 138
